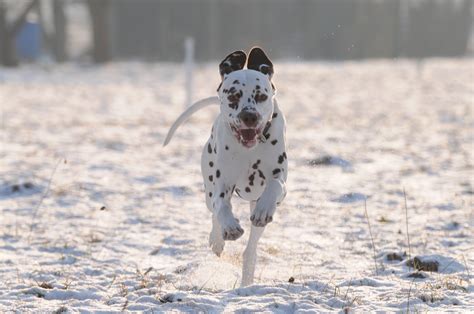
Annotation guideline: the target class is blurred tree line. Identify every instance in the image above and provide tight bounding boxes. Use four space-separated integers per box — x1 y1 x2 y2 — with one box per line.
0 0 472 66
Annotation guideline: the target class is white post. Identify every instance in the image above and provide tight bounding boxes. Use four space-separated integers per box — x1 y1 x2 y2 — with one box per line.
184 37 195 108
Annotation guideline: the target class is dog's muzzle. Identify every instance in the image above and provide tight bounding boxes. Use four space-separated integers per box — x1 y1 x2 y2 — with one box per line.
231 111 262 148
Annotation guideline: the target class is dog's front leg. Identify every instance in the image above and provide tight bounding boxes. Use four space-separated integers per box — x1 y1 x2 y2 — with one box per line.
251 177 287 227
242 201 265 286
213 181 244 241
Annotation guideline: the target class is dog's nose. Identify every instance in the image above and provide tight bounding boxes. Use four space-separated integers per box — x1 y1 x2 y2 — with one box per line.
239 111 259 128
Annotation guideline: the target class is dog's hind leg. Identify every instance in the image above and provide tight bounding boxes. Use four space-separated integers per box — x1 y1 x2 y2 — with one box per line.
241 201 265 287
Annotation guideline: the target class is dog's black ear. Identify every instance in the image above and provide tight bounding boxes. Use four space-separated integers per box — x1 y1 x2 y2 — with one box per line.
247 47 274 80
219 50 247 79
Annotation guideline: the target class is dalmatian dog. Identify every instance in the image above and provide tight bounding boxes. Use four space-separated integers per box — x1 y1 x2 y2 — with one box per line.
164 47 287 286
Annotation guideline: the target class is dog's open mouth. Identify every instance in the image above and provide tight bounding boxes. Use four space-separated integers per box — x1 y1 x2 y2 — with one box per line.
231 125 261 148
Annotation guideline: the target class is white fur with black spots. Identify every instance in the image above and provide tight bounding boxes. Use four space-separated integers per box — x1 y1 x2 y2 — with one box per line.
164 47 288 287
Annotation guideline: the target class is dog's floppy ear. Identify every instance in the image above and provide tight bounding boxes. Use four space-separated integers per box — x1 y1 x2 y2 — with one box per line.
247 47 274 80
219 50 247 79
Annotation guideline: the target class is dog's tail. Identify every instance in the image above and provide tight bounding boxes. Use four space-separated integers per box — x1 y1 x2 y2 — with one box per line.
163 96 220 146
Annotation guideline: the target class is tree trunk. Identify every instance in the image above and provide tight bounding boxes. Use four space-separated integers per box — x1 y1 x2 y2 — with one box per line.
87 0 111 63
0 1 17 66
53 0 66 62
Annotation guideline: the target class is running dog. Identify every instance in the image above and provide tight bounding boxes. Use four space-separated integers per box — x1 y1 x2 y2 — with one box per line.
164 47 287 286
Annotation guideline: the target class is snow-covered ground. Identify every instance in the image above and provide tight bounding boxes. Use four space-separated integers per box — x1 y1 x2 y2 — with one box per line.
0 59 473 312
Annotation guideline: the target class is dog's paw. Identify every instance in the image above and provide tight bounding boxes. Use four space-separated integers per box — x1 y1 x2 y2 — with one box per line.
251 201 276 227
220 218 244 241
209 229 225 257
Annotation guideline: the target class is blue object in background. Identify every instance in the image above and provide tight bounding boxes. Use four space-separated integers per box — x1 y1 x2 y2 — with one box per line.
15 21 42 61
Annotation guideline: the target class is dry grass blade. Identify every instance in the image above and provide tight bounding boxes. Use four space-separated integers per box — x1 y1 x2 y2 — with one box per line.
460 254 470 283
27 158 63 243
406 277 417 313
403 188 412 269
364 199 378 275
197 269 218 293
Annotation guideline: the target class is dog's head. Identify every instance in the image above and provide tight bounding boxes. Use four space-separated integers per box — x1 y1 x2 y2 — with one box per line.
217 47 275 149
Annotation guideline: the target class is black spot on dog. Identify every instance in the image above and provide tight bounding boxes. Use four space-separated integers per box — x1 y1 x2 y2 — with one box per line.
209 175 213 182
245 187 251 193
242 83 246 86
233 80 240 84
272 112 278 119
264 88 268 92
225 145 229 150
252 160 261 169
209 192 212 197
256 85 260 89
229 102 238 110
214 146 217 154
278 154 286 164
216 170 221 178
264 133 271 140
261 181 264 186
220 192 225 198
273 168 281 175
258 170 266 179
208 143 212 154
254 93 268 103
209 161 214 167
283 152 287 159
256 78 260 81
227 93 238 101
247 98 251 102
262 121 271 135
249 173 255 186
271 139 278 145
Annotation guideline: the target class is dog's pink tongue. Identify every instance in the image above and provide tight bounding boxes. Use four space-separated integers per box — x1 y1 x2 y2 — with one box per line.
241 129 256 141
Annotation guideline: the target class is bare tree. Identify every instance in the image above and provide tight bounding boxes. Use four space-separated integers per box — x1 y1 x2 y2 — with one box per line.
87 0 111 63
52 0 66 62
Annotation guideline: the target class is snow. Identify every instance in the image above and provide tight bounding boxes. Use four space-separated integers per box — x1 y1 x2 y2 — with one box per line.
0 59 473 312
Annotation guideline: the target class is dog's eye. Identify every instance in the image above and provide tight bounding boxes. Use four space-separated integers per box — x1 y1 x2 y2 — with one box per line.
227 93 241 102
254 94 268 103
